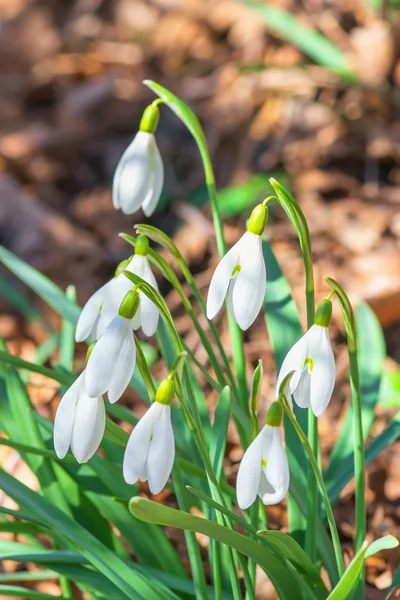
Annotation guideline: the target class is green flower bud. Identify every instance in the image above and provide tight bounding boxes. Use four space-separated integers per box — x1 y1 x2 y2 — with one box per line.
139 104 160 134
266 402 283 427
135 235 149 256
115 256 132 278
118 289 140 320
155 378 174 406
314 299 332 328
247 204 268 236
86 341 96 362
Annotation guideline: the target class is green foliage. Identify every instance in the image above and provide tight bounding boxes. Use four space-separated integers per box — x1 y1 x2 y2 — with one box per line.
245 1 356 80
0 81 398 600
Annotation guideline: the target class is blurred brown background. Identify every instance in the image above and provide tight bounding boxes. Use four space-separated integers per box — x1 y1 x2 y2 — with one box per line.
1 0 400 598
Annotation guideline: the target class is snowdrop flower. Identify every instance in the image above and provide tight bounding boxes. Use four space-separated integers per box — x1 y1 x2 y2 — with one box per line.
207 203 267 330
276 299 335 417
75 236 159 342
237 402 289 509
123 378 175 494
84 289 139 403
113 104 163 217
54 370 105 464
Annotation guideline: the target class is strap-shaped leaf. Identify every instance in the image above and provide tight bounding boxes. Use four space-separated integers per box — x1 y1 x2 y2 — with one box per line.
129 496 315 600
327 536 398 600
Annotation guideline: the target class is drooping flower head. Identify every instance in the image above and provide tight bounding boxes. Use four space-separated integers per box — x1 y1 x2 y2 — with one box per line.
84 289 139 404
123 378 175 495
206 203 268 330
113 103 164 217
54 370 105 464
276 298 335 417
75 235 159 342
236 402 289 510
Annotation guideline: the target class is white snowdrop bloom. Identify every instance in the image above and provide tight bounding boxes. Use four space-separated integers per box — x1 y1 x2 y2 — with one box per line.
113 104 163 217
76 236 159 342
75 281 110 343
206 204 268 331
99 237 159 338
276 299 335 417
237 403 289 510
123 379 175 494
84 290 139 404
54 371 105 464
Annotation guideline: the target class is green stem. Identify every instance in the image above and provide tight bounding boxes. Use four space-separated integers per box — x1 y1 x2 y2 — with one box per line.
177 377 253 598
134 336 156 401
172 462 209 600
270 179 317 559
279 395 345 577
324 277 366 600
349 351 366 599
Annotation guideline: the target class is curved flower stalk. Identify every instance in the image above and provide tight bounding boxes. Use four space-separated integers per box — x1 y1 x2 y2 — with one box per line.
54 370 105 463
207 204 268 331
123 378 175 494
84 289 139 403
236 402 289 509
75 236 159 342
113 104 163 216
276 298 335 417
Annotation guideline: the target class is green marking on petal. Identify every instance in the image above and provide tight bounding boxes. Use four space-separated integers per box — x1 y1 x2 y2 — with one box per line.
231 264 242 277
304 357 315 373
150 434 154 442
261 458 267 468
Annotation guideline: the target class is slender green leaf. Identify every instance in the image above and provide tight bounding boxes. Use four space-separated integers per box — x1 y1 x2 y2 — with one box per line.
129 496 311 600
59 285 76 370
0 245 80 324
263 238 308 544
327 536 398 600
0 468 174 600
210 387 231 479
327 411 400 503
0 585 66 600
246 1 355 79
257 530 329 599
325 303 386 501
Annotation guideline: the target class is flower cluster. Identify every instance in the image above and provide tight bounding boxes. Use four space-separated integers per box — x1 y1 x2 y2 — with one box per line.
53 99 336 508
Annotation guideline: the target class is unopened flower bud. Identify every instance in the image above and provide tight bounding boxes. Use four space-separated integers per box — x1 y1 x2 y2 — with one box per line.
155 378 174 406
247 204 268 236
139 104 160 134
118 289 140 320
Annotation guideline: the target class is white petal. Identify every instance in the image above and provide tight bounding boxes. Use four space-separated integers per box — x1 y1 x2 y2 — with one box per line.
276 330 310 398
260 428 289 505
141 140 164 217
206 238 241 320
53 374 81 458
123 402 160 485
138 257 159 336
310 327 335 417
97 275 133 336
70 380 105 463
231 232 266 330
236 427 265 510
147 405 175 494
85 316 127 397
75 284 108 343
113 132 153 215
293 369 311 409
108 328 136 403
